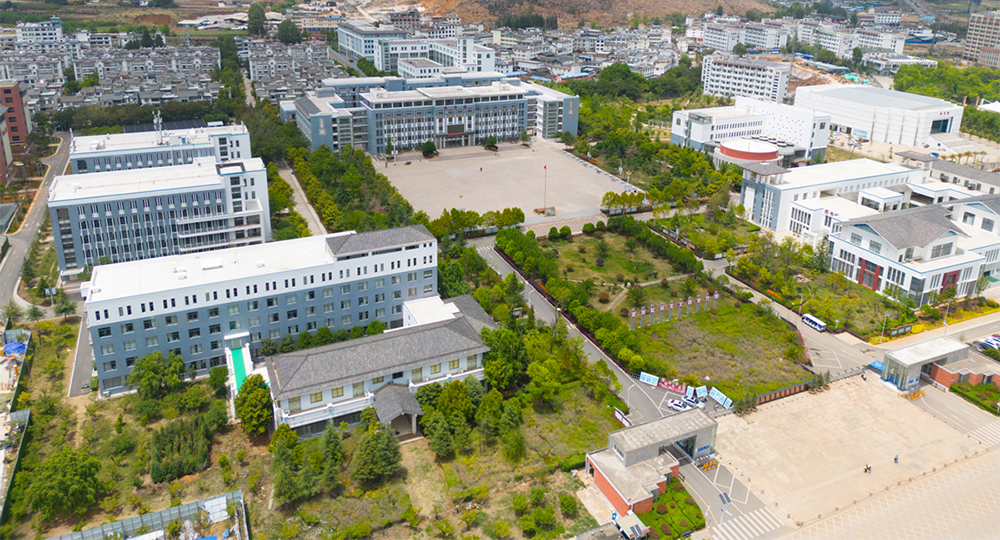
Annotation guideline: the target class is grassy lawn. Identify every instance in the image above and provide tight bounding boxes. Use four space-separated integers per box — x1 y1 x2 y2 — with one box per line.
545 232 686 285
440 382 623 498
950 382 1000 417
637 478 707 540
633 301 807 398
657 213 760 256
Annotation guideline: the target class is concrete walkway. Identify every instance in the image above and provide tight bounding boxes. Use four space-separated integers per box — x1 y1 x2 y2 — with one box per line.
277 165 326 237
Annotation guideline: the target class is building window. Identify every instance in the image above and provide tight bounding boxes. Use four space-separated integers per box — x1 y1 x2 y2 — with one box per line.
288 397 301 412
330 386 344 398
423 284 433 293
146 336 159 347
101 344 114 355
208 308 219 317
850 233 862 245
467 355 478 369
286 294 297 304
98 327 111 338
431 363 441 374
353 381 364 396
166 315 178 325
187 312 199 322
167 332 180 342
191 344 203 354
123 340 137 351
373 376 384 384
963 212 975 225
931 243 953 258
408 287 418 297
449 358 459 370
869 241 881 255
984 218 995 232
228 304 240 315
188 328 201 338
412 368 422 383
311 391 323 403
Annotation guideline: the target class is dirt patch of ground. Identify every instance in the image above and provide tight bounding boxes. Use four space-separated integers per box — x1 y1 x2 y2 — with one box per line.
133 13 172 25
400 438 453 518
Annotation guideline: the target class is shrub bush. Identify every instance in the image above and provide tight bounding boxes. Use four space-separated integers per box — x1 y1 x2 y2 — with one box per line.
583 223 595 234
596 220 606 230
989 299 999 308
548 227 560 241
669 501 676 508
512 493 529 516
598 292 610 303
656 502 667 514
519 515 536 535
661 279 670 287
660 523 671 536
566 264 574 272
679 519 688 528
558 493 578 516
596 258 605 267
672 482 683 492
685 497 695 505
558 453 586 471
620 308 630 316
616 273 625 282
150 402 227 483
529 485 547 506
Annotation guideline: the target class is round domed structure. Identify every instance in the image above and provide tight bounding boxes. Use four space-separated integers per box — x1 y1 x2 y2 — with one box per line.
718 139 780 162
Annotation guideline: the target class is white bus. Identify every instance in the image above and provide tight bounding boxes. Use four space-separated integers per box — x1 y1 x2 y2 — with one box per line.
802 313 827 332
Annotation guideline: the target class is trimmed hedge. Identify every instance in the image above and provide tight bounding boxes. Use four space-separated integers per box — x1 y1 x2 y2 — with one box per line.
559 453 586 472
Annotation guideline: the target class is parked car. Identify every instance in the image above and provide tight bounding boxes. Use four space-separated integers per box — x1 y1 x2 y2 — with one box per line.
667 399 691 412
682 396 705 409
976 339 998 350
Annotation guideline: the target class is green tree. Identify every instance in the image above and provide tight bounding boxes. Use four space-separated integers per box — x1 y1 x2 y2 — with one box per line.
384 139 394 156
271 443 301 505
248 2 266 36
732 42 748 57
127 351 186 399
234 374 273 437
475 389 504 443
422 140 437 155
208 366 228 395
260 337 278 356
26 447 102 521
276 19 303 44
485 135 497 148
626 285 649 307
852 46 863 66
350 425 402 486
27 303 44 324
54 297 77 321
437 379 474 422
3 299 22 326
140 27 154 48
526 361 560 406
321 421 344 491
269 423 300 453
520 129 530 143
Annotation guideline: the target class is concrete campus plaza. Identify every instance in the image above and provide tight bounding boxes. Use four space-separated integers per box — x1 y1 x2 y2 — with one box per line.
714 375 982 527
382 141 628 219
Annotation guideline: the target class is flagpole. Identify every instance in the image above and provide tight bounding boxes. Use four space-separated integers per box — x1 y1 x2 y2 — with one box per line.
543 165 547 210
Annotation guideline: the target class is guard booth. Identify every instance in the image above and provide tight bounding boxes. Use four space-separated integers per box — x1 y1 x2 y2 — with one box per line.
881 336 969 391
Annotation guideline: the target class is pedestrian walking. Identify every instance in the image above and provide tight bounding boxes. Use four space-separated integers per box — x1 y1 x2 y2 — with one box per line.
894 455 898 464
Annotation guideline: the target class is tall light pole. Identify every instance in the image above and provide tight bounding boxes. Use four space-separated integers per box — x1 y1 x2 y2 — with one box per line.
716 492 732 540
943 298 953 334
880 314 889 343
549 307 561 353
798 292 804 315
626 384 634 409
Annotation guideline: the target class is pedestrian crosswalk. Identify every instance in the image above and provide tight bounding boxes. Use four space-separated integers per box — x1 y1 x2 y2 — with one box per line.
710 507 784 540
968 420 1000 448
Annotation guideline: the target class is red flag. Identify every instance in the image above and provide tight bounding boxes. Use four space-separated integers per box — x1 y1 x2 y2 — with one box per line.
544 165 547 170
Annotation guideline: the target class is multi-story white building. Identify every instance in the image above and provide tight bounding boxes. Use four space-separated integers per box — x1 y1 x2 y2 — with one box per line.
863 53 938 75
264 294 494 437
374 37 496 74
854 29 906 55
84 225 439 395
670 97 830 163
70 124 251 174
964 11 1000 62
16 16 63 43
794 85 963 146
703 23 788 52
874 11 902 25
0 51 73 85
337 21 408 62
49 156 271 274
828 201 999 306
398 57 445 79
701 54 789 103
74 47 219 82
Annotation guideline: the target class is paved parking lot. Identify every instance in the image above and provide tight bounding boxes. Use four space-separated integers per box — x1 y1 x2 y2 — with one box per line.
383 141 627 218
714 375 981 525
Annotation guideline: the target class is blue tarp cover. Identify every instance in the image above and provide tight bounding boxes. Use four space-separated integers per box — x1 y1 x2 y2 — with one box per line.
4 341 26 355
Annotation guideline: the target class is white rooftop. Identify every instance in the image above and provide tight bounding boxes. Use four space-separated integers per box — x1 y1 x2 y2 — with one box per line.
886 336 968 367
774 158 914 190
682 104 760 120
860 186 904 200
48 157 264 203
401 295 461 326
71 124 248 155
86 232 354 303
794 195 880 221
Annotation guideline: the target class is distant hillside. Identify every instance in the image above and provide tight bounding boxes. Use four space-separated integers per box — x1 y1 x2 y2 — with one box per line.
415 0 771 28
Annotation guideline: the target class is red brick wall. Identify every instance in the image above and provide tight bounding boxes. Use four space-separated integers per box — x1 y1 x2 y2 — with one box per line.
657 479 667 495
929 364 956 388
0 82 28 147
589 458 630 517
632 497 653 515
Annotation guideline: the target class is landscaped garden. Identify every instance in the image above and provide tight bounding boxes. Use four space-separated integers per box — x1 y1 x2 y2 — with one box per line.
637 477 708 540
950 382 1000 417
656 210 760 258
497 217 809 403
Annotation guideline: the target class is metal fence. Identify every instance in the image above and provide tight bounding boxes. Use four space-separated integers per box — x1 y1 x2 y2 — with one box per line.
47 491 246 540
0 408 31 525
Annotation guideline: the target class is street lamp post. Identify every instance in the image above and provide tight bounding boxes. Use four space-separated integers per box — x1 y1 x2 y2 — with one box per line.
716 493 732 540
880 314 889 343
626 384 634 409
799 293 804 315
943 299 953 334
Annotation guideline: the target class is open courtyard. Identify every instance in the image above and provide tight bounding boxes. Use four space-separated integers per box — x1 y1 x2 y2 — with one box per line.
714 375 982 526
383 141 627 218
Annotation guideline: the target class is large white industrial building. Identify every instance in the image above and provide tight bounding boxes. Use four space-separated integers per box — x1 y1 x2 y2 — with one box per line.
794 85 963 147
